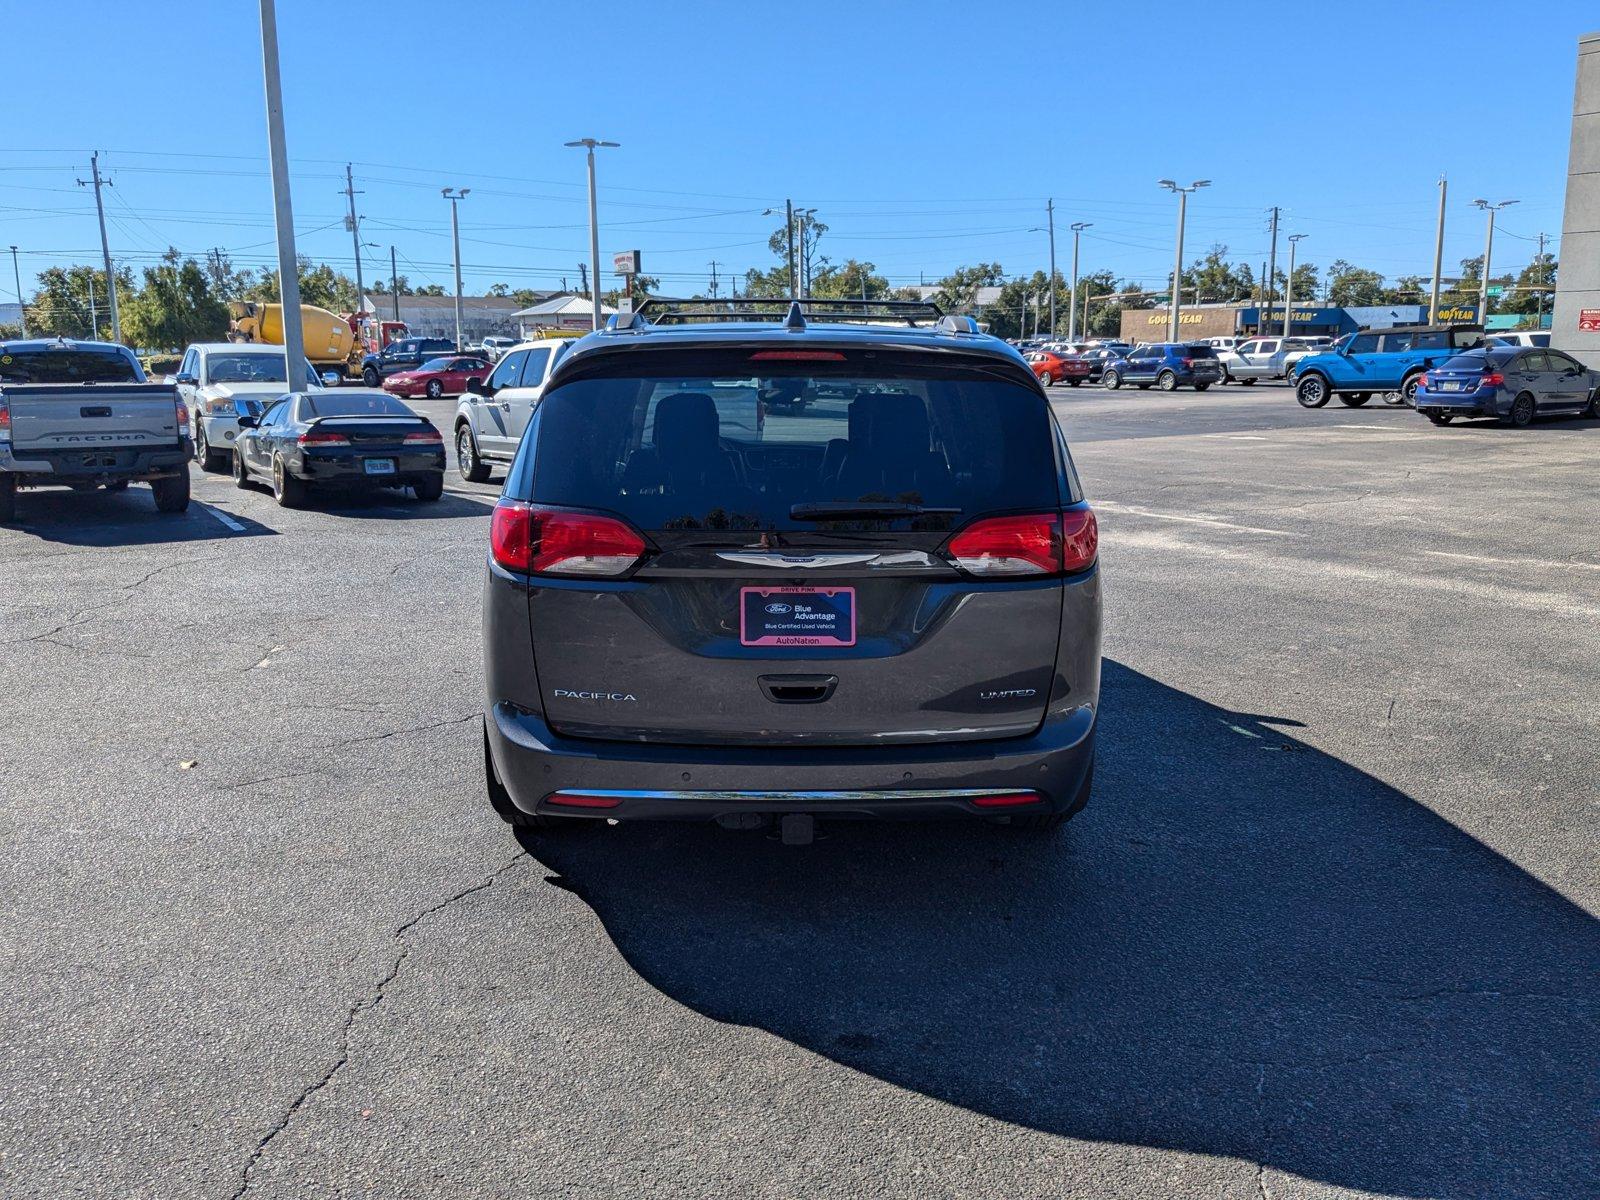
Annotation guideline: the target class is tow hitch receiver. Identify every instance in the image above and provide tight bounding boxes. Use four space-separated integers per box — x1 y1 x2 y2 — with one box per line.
780 813 815 846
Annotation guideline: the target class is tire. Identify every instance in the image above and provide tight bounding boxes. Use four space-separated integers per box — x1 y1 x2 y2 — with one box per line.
484 720 576 832
425 379 444 399
150 471 190 514
1156 370 1178 391
1505 392 1536 428
103 480 130 493
1584 390 1600 419
362 366 380 388
1038 371 1054 387
0 475 15 524
456 425 491 483
194 422 228 472
413 473 444 502
1397 374 1422 408
1194 383 1211 392
233 448 252 489
1295 373 1331 408
1339 393 1371 407
1219 365 1232 384
1240 377 1256 385
1068 378 1081 387
1103 369 1122 390
1427 413 1454 426
271 453 307 508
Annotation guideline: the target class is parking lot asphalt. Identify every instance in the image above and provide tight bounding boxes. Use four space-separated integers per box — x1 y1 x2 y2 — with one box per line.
2 383 1596 1199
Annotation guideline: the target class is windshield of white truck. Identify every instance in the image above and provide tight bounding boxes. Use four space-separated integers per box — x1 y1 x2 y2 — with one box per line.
0 347 143 384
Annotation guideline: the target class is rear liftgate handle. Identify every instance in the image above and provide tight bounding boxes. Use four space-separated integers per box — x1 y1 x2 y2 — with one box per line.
758 674 838 704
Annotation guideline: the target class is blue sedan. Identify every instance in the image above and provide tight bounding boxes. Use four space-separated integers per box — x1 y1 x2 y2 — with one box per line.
1414 347 1600 427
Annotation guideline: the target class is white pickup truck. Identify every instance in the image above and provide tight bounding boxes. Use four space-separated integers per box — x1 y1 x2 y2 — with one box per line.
0 338 192 523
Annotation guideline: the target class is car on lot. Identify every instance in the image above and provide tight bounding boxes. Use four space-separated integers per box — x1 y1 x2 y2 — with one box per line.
232 388 445 507
1487 331 1551 349
1413 346 1600 427
480 300 1100 838
0 338 191 522
1220 336 1321 383
453 337 571 483
381 354 492 399
1026 349 1091 387
1101 343 1221 391
172 343 325 472
1077 344 1130 381
478 336 520 361
1292 324 1485 409
358 336 458 387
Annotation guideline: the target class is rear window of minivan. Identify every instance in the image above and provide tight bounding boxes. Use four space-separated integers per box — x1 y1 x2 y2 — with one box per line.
524 350 1062 534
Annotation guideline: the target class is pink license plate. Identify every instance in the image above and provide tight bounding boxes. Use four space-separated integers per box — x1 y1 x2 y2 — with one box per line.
739 586 856 647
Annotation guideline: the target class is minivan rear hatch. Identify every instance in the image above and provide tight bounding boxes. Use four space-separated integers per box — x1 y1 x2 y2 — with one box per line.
513 344 1076 747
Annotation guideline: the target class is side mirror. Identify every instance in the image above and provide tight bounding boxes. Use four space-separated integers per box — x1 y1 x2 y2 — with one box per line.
320 371 342 387
467 379 488 396
174 372 198 385
236 414 258 429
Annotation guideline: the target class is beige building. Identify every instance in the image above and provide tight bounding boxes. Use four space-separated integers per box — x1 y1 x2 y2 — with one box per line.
1119 303 1239 343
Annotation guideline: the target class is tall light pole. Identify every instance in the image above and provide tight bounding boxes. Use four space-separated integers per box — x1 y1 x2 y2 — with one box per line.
564 138 619 330
1429 175 1448 324
1283 234 1307 338
9 246 26 338
389 246 401 322
77 152 122 344
1040 200 1058 335
1472 198 1518 323
442 187 470 349
1159 179 1209 342
258 0 304 392
343 164 365 317
1067 221 1091 341
765 203 798 299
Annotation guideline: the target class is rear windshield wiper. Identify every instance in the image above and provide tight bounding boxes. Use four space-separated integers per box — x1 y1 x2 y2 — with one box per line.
790 502 962 521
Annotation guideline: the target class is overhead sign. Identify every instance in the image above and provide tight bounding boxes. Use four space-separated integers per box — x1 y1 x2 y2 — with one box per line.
1485 285 1504 298
1579 309 1600 332
613 250 641 276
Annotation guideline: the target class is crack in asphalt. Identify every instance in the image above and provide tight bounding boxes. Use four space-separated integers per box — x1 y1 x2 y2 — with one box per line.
324 713 478 749
227 850 529 1198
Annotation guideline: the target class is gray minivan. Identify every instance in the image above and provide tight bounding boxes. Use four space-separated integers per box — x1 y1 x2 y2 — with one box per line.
480 302 1101 839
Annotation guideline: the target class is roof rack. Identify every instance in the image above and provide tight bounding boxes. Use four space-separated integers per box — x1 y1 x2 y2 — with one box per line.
632 296 946 328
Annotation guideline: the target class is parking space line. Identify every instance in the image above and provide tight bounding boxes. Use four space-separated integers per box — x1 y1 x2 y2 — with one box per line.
1093 500 1302 538
198 503 246 533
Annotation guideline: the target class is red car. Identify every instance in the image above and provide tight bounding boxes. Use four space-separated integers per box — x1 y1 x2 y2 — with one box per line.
382 355 491 399
1026 350 1091 387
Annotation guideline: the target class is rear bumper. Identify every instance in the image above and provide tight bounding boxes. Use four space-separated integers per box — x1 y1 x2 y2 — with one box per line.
1416 389 1503 417
295 449 446 483
487 700 1097 822
1 440 192 481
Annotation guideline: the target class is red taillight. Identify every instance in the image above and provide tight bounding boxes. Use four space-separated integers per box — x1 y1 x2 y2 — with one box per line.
1481 372 1504 388
403 427 443 444
175 399 188 430
490 501 647 577
944 507 1097 577
547 791 622 809
971 791 1043 808
749 350 846 361
1180 357 1194 367
0 401 10 438
1418 373 1429 389
298 430 350 446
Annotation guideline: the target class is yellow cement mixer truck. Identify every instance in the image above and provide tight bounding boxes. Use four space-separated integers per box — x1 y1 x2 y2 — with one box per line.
228 302 362 378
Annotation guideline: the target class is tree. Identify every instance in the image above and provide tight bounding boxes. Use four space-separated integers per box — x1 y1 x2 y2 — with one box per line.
373 275 412 296
929 263 1005 315
415 284 446 297
509 288 545 306
1497 252 1557 319
1286 262 1320 304
202 249 255 302
243 257 359 311
24 263 136 340
1178 244 1253 305
121 249 230 351
1327 260 1388 307
486 283 510 297
602 275 661 307
1075 269 1135 337
807 258 891 302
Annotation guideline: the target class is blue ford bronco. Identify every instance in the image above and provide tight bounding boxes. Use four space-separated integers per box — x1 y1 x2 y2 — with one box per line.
1291 324 1486 409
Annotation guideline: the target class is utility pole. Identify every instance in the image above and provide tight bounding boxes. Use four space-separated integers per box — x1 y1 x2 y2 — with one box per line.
87 272 97 339
564 138 618 331
577 262 588 299
78 152 121 343
257 0 304 390
1473 198 1518 324
343 164 365 320
389 246 400 322
9 246 26 338
708 260 720 299
787 199 797 299
1067 221 1091 341
1284 234 1307 338
1046 199 1058 335
1160 180 1209 342
1440 173 1452 324
1264 206 1279 333
1536 231 1548 328
442 187 469 348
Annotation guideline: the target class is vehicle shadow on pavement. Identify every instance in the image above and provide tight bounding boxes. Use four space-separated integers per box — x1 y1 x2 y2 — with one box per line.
522 660 1599 1197
309 489 494 520
2 489 277 545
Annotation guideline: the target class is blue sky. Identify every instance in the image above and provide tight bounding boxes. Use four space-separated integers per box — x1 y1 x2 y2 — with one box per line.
2 1 1591 300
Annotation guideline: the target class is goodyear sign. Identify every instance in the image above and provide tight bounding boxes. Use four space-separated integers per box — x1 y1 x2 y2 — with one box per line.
1145 312 1206 325
1238 306 1342 326
1433 304 1479 323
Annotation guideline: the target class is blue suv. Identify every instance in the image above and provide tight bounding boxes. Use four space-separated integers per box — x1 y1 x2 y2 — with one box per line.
1101 343 1222 392
1291 325 1485 409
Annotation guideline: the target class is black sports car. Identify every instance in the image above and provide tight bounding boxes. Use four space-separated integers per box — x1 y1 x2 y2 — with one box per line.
233 389 446 507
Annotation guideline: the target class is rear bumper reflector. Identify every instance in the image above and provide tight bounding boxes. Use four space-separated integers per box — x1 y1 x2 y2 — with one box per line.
970 791 1044 808
547 791 624 809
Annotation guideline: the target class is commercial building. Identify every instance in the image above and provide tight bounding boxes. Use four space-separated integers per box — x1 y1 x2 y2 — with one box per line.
361 292 535 343
1551 30 1600 367
1118 302 1431 343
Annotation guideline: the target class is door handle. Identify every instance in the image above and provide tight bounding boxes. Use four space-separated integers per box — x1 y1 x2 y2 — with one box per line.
759 674 838 704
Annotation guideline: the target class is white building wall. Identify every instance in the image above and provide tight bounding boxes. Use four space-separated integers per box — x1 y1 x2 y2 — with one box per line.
1552 32 1600 366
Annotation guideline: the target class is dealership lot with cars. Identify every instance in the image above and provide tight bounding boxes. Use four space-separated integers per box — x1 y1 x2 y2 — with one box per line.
3 368 1595 1197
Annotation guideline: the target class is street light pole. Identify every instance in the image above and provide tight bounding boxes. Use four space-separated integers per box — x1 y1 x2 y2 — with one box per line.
257 0 304 392
9 246 26 338
1284 234 1307 338
343 164 365 317
442 188 470 349
1067 222 1091 342
1159 179 1209 342
390 246 400 322
1429 176 1448 323
564 139 619 330
1472 198 1518 323
1046 199 1057 335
